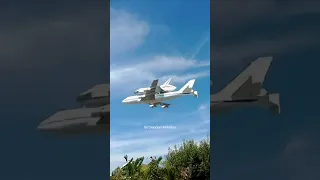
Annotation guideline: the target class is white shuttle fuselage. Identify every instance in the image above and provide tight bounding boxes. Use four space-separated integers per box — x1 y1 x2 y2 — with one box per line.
134 78 176 95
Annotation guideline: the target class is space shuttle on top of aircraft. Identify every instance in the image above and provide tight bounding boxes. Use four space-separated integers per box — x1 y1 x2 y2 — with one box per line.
37 83 110 134
210 56 281 115
134 78 176 95
122 78 198 108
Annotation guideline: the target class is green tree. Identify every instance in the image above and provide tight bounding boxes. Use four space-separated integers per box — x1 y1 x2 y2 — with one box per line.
110 136 210 180
162 160 178 180
145 156 163 180
111 157 145 180
165 137 210 180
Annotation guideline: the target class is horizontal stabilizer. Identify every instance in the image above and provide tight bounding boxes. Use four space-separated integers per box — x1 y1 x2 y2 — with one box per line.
268 93 280 114
193 90 198 98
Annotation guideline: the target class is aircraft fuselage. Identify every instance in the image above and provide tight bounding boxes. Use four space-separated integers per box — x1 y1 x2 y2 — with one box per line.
122 92 193 104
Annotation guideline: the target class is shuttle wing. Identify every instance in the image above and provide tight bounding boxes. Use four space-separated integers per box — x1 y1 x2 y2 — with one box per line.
141 79 158 100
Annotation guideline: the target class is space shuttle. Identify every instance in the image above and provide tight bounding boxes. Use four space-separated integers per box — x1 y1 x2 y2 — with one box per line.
211 56 280 115
37 83 110 134
134 78 176 95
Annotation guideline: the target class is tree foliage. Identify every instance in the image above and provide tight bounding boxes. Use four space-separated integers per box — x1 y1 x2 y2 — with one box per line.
111 137 210 180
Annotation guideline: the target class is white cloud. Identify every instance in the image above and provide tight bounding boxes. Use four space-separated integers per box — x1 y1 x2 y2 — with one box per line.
159 71 210 84
110 103 210 171
110 8 210 95
111 56 209 95
110 8 149 55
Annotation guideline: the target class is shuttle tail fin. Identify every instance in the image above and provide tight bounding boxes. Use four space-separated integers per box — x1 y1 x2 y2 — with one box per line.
162 78 172 86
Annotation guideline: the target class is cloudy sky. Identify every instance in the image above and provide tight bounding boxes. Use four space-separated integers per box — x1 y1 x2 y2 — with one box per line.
0 1 109 179
110 0 210 171
210 1 320 179
1 0 319 179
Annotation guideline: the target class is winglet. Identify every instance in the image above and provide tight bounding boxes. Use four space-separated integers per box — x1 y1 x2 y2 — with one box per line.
268 93 281 114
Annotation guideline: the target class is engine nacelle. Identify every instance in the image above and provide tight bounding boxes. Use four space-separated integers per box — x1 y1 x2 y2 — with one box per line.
149 104 156 108
161 105 168 108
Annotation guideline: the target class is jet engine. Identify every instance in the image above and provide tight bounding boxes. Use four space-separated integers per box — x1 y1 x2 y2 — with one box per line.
149 104 156 108
161 105 168 108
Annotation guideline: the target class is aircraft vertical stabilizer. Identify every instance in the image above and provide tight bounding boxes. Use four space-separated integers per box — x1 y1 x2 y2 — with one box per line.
179 79 195 93
178 79 198 97
219 56 273 98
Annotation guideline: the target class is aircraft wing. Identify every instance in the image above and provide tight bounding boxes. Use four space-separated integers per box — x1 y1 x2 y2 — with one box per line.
141 79 158 100
161 102 170 106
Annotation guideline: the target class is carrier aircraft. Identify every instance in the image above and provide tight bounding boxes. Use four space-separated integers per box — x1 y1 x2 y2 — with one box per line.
211 56 280 115
37 83 110 134
122 79 198 108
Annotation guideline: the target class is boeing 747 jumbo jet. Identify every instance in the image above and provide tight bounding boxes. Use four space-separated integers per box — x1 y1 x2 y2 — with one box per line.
37 83 110 134
211 56 280 115
134 78 176 95
122 79 198 108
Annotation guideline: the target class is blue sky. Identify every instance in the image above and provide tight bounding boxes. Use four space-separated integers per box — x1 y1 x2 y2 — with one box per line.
110 0 210 171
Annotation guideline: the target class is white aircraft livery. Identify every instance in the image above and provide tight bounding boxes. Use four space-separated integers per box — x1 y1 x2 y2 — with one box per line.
211 56 280 115
123 79 198 108
134 78 176 95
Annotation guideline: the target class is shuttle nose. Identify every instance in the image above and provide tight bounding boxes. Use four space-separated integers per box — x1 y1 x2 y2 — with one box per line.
37 121 51 131
122 97 131 104
37 117 58 132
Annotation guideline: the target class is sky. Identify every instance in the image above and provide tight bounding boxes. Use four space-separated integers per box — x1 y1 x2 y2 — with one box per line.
110 0 210 171
210 1 320 179
0 0 109 179
1 0 319 179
